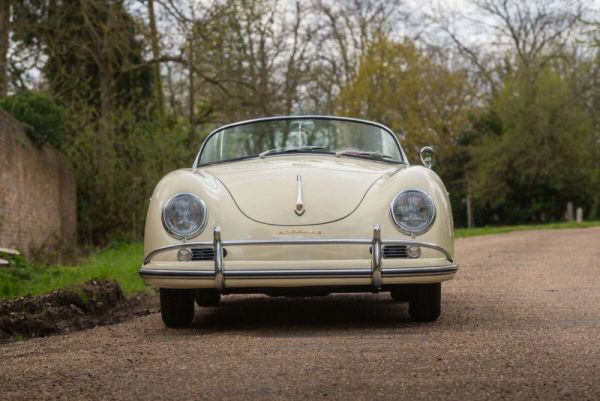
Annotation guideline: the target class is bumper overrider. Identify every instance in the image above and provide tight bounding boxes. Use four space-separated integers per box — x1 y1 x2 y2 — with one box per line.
140 225 458 291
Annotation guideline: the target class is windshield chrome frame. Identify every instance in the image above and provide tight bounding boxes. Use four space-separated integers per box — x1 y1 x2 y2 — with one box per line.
192 115 409 170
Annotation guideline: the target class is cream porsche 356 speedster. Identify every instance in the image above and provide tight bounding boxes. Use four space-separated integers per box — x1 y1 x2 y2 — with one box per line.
140 116 458 326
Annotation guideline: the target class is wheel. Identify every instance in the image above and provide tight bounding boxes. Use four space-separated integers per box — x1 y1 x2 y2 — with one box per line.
408 283 441 322
160 288 195 327
195 290 221 307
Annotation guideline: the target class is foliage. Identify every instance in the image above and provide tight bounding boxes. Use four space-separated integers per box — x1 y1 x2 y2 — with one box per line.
0 91 67 148
7 0 191 244
335 26 598 226
337 37 474 163
189 0 318 121
63 111 194 245
11 0 153 113
0 243 147 301
469 69 595 224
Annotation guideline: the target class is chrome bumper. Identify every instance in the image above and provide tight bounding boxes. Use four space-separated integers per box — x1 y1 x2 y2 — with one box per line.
140 225 457 291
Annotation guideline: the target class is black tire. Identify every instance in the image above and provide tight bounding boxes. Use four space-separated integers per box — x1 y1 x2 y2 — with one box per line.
195 290 221 307
160 288 195 327
408 283 441 322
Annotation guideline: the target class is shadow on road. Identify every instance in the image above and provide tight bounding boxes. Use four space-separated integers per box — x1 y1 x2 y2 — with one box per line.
146 291 505 338
168 294 437 337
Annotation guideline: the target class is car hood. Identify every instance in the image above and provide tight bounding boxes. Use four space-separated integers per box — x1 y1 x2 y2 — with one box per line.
202 155 403 226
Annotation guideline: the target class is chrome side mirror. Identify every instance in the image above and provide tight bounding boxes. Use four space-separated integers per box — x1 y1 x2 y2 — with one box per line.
420 146 434 169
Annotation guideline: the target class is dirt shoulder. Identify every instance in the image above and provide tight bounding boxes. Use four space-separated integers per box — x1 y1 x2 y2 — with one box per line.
0 280 157 343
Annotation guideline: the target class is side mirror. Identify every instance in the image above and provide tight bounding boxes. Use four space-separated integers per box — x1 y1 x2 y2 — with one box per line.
420 146 434 169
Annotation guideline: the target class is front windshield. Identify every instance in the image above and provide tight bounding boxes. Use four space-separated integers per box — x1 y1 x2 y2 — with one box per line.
198 118 403 165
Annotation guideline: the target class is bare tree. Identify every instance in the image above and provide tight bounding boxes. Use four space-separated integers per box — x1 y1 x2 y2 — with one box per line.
307 0 407 112
147 0 165 118
434 0 587 95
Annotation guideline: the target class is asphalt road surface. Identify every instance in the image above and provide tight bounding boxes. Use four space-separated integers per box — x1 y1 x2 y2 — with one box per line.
1 228 599 400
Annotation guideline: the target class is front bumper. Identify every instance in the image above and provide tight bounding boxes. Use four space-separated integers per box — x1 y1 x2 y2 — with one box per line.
140 225 458 291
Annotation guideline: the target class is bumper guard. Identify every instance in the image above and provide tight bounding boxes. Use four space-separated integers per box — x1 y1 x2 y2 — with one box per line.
141 225 457 291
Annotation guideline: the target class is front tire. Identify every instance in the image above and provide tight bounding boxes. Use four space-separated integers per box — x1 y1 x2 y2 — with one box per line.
408 283 441 322
160 288 195 327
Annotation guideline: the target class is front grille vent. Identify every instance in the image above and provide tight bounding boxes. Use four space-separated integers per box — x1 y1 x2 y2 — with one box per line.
383 245 408 258
191 247 215 261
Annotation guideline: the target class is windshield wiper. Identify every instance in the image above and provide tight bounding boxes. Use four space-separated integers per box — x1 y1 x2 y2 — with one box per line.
335 150 395 161
259 146 328 158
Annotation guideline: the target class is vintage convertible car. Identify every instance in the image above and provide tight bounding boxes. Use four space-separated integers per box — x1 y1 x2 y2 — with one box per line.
140 116 457 326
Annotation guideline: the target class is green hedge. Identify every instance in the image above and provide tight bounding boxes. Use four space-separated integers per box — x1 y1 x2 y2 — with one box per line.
0 91 67 148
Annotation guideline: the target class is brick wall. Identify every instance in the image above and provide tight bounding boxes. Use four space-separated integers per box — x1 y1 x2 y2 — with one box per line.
0 108 77 262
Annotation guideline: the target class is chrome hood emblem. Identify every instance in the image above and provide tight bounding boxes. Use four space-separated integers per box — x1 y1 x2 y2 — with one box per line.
295 174 305 216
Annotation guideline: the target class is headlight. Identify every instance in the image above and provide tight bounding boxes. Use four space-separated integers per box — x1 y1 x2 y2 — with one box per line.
390 190 435 235
162 193 207 239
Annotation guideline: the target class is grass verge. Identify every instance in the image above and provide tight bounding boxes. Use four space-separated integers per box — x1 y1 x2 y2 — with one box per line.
454 221 600 238
0 243 147 301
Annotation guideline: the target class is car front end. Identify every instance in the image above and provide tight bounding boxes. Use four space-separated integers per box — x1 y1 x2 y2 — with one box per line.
140 116 457 326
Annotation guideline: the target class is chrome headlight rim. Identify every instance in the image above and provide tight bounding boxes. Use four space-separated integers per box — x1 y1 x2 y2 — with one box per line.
162 192 207 240
389 189 436 236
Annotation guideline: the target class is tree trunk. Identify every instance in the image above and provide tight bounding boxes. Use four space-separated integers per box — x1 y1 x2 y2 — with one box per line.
166 64 177 114
0 0 10 97
147 0 164 118
466 173 474 229
187 37 195 147
98 27 114 144
98 60 114 142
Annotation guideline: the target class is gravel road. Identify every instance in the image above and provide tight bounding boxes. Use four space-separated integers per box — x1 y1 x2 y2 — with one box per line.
1 228 599 400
